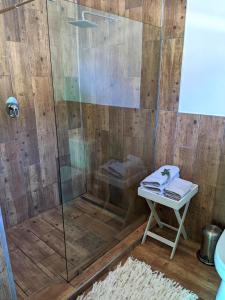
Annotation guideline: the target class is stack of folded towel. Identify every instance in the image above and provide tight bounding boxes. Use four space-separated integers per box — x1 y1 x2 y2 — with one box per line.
100 155 146 179
141 165 194 201
141 165 180 194
164 178 193 201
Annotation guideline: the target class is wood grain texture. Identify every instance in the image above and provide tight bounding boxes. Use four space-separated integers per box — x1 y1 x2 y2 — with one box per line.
157 0 225 240
74 226 219 300
1 0 223 246
162 0 186 38
0 208 17 300
6 199 143 298
32 222 218 300
159 38 183 111
0 0 59 228
77 0 163 25
130 229 220 300
30 221 146 300
48 0 162 220
0 0 162 231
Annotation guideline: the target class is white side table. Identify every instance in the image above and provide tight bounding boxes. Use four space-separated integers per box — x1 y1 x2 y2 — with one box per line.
138 184 198 259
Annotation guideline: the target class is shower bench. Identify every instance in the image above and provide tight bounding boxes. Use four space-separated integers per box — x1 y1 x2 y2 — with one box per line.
138 184 198 259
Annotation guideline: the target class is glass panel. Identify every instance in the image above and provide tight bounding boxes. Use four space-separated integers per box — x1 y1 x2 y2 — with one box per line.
179 0 225 116
77 8 142 108
47 0 161 281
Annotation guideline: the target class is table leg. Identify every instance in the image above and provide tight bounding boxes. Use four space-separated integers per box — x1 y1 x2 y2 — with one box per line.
170 201 190 259
142 200 164 244
147 200 163 229
142 205 155 244
174 210 188 240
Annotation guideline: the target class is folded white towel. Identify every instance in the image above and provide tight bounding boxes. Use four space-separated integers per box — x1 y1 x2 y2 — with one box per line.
141 185 165 194
100 155 146 179
164 178 193 201
141 165 180 194
141 172 180 195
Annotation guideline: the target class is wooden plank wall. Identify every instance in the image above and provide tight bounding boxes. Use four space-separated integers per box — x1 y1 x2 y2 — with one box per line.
0 208 17 299
47 0 162 217
0 0 59 228
1 0 224 242
47 0 87 202
157 0 225 241
77 0 225 241
63 0 163 213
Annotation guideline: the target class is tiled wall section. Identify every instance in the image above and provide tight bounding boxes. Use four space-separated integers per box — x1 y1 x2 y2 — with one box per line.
0 0 59 227
0 0 163 227
76 0 225 241
54 0 162 213
157 0 225 241
1 0 224 241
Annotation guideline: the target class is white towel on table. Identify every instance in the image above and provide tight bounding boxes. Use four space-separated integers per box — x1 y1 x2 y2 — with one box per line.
141 165 180 194
164 178 193 201
141 185 165 194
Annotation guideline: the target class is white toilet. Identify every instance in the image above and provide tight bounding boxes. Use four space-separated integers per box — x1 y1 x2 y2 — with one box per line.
215 230 225 300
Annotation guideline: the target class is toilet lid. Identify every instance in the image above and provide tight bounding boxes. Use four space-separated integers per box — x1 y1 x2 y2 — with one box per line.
216 230 225 264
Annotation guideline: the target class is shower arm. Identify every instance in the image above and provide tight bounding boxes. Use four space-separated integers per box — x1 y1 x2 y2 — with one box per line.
0 0 35 15
81 11 116 22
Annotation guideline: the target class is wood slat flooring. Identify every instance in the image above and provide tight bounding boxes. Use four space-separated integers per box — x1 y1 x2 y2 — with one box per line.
6 198 143 299
29 223 147 300
7 199 217 300
90 227 220 300
130 235 220 299
22 223 220 300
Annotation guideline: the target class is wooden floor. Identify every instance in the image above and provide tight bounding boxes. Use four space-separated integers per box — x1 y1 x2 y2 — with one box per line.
6 198 145 299
91 226 220 300
6 208 220 300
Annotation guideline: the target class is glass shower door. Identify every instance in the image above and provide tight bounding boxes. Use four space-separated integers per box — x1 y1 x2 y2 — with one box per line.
47 0 87 280
47 0 160 281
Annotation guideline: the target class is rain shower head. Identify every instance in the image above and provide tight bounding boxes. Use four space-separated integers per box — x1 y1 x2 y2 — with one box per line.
69 19 97 28
68 10 116 28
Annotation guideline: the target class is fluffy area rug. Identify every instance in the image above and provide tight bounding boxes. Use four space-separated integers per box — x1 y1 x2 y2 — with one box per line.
77 257 198 300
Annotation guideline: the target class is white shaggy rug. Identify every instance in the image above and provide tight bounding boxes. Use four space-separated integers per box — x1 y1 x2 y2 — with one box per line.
77 257 198 300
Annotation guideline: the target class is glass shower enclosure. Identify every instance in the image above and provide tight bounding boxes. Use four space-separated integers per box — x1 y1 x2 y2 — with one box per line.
47 0 160 281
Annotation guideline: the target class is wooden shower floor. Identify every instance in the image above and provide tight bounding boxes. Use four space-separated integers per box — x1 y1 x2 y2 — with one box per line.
6 197 142 299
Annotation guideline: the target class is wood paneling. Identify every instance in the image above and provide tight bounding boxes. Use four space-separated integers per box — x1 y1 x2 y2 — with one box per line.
1 0 222 245
0 0 59 227
0 0 162 229
77 0 162 27
0 208 17 300
162 0 186 38
48 0 162 218
159 38 183 111
157 0 225 241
